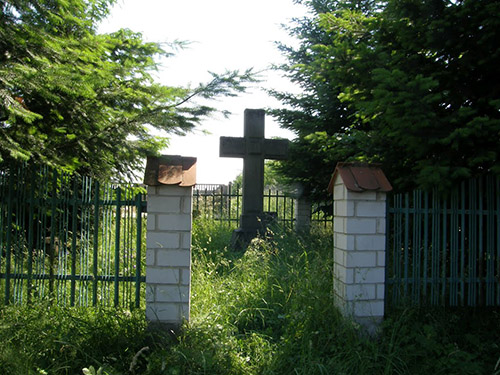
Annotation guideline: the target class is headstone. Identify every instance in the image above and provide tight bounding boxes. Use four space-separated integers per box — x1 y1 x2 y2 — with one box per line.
220 109 288 247
295 196 312 233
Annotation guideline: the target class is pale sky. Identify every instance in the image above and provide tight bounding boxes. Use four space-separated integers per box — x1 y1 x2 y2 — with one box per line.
98 0 307 184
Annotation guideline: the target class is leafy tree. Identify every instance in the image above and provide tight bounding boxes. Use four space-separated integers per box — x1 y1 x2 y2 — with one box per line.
0 0 255 179
271 0 500 200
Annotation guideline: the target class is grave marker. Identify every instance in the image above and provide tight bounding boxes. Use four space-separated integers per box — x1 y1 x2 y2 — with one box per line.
220 109 288 246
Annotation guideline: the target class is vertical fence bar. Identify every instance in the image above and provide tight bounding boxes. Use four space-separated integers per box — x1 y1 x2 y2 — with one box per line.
212 188 216 218
441 196 447 305
9 167 17 304
478 178 484 306
413 191 422 303
403 193 410 298
265 188 269 213
79 177 90 305
468 179 477 306
423 191 429 301
126 187 134 306
70 177 78 306
283 191 287 227
460 182 466 306
496 177 500 306
114 187 122 307
48 170 58 298
0 171 4 299
194 188 199 216
65 173 72 304
497 178 500 306
121 188 128 307
101 184 111 306
55 172 63 304
393 194 402 304
4 171 14 304
227 183 232 226
220 186 224 221
203 187 207 214
135 192 143 308
26 168 36 304
37 167 48 299
59 172 71 305
431 191 440 305
81 177 88 305
236 184 240 224
92 181 100 306
13 166 26 304
486 176 494 305
450 190 459 306
477 178 485 305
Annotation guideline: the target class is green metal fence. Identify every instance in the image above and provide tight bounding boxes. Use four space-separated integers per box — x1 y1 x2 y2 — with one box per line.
193 183 332 229
387 176 500 307
0 163 146 308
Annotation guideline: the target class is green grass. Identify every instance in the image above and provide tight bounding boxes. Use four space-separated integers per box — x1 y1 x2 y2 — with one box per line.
1 220 499 374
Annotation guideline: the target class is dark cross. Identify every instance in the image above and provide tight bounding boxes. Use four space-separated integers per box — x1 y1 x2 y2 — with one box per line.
220 109 288 244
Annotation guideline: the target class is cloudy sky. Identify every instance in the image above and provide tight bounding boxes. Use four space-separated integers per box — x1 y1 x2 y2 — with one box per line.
99 0 307 183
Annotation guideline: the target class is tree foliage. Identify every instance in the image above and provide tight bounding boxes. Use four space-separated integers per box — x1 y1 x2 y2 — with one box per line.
271 0 500 199
0 0 255 179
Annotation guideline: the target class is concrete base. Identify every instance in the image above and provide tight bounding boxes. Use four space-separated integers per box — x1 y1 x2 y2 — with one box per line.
230 212 278 250
230 228 257 251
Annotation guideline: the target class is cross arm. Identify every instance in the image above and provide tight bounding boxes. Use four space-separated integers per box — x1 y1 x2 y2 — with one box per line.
263 139 288 160
220 136 245 158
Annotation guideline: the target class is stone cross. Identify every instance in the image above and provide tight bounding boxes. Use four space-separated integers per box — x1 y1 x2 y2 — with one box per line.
220 109 288 244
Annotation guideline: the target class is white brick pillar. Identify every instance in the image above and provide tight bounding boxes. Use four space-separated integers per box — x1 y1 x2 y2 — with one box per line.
328 163 392 332
143 155 197 331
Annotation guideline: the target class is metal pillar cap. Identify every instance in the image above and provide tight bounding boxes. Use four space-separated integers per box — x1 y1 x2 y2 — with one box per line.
328 162 392 193
144 155 197 187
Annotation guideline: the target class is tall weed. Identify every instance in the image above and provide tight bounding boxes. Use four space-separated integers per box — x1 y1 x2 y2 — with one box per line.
1 221 498 374
0 301 152 374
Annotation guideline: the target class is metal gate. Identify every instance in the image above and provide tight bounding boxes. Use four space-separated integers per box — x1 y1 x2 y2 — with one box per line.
0 164 146 308
193 183 333 229
386 176 500 307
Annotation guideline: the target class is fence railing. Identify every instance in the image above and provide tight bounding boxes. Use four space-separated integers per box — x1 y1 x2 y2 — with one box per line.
386 176 500 307
0 164 146 308
193 183 332 229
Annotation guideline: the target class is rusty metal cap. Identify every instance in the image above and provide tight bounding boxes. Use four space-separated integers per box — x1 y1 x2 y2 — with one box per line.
144 155 197 187
328 162 392 193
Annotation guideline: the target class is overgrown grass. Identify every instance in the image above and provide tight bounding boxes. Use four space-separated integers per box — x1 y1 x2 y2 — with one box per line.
1 219 499 374
0 303 153 374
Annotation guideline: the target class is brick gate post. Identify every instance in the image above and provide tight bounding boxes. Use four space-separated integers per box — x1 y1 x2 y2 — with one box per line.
328 162 392 333
143 155 197 331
